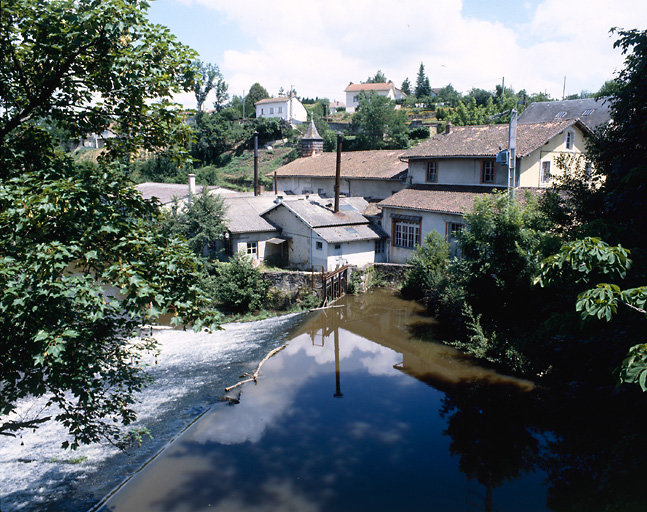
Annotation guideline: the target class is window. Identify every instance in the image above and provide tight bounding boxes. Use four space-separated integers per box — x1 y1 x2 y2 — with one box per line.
426 161 438 182
354 95 358 103
375 240 385 254
316 241 323 250
246 241 258 258
394 221 420 249
541 161 551 183
582 109 594 116
334 244 341 250
261 108 264 115
566 131 574 149
278 106 282 113
481 160 495 183
554 111 567 119
269 107 274 114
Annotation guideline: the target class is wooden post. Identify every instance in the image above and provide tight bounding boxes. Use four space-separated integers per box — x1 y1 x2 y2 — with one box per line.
334 134 342 213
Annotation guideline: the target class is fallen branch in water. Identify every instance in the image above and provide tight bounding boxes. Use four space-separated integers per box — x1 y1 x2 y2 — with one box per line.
224 344 287 392
308 304 344 311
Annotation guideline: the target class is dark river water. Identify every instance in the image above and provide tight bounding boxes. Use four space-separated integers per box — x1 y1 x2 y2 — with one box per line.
98 289 647 512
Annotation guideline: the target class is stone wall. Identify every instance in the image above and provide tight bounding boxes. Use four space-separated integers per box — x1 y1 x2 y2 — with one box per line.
262 270 318 298
348 263 410 293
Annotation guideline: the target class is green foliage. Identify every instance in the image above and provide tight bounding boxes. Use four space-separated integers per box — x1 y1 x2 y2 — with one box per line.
214 254 270 312
0 0 221 446
161 188 227 258
401 77 412 96
415 63 432 98
193 61 226 112
245 82 270 118
401 232 450 300
594 79 620 99
365 70 388 83
408 125 430 140
351 91 409 149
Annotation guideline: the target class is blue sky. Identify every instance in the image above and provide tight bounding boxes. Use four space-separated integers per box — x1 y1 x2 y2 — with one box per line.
147 0 647 108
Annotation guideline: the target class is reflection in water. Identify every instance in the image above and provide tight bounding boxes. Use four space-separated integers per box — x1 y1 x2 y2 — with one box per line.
100 290 647 512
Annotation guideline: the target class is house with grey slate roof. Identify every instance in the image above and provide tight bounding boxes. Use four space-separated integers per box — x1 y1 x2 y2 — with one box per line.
262 195 387 270
378 119 592 263
517 97 611 131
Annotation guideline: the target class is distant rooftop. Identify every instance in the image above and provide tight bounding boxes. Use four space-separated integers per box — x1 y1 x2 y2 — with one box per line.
272 149 408 180
518 97 611 130
344 82 396 93
135 182 240 205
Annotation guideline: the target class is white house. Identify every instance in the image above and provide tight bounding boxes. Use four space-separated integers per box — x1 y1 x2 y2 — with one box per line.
261 195 386 271
255 95 308 124
344 81 406 113
378 119 592 263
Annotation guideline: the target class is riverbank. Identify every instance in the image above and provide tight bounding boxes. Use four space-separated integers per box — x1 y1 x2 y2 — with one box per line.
0 312 311 512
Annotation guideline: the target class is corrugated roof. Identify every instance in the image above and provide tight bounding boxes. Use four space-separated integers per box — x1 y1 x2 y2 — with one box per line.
271 149 408 179
378 185 544 215
223 196 280 234
265 196 370 228
518 97 611 130
344 82 395 92
314 224 383 243
403 120 584 160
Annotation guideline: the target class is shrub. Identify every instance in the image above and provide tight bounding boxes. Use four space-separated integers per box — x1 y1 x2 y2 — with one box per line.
401 232 450 300
214 253 270 312
409 126 430 140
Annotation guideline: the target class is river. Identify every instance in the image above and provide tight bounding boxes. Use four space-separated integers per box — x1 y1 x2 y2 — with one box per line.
5 289 647 511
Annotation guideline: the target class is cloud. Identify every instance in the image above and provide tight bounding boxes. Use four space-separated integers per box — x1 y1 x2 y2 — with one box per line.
175 0 647 103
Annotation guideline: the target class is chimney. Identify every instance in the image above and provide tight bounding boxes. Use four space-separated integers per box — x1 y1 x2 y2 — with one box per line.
334 134 342 213
188 173 196 195
253 131 259 196
445 122 452 134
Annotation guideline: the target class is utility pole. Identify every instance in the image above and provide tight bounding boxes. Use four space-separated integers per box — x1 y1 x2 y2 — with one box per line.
242 89 246 119
253 131 259 196
507 109 517 200
562 76 566 100
501 76 505 95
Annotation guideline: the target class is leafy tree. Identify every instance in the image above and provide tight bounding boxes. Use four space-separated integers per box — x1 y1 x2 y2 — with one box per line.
213 76 229 112
193 61 225 112
401 77 412 96
465 88 493 107
594 79 620 99
588 28 647 260
163 188 227 258
0 0 220 447
351 91 409 149
435 83 461 107
365 70 388 83
401 232 450 300
245 82 270 118
215 253 270 312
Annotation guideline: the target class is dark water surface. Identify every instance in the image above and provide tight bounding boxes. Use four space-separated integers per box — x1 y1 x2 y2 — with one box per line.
99 289 647 512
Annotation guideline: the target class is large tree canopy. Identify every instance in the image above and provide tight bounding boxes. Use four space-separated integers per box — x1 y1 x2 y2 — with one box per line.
0 0 220 447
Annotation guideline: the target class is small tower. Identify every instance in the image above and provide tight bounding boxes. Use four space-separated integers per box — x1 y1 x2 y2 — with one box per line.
301 118 323 157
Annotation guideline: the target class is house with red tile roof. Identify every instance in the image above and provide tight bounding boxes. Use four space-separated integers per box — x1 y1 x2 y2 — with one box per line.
344 81 406 113
378 119 592 262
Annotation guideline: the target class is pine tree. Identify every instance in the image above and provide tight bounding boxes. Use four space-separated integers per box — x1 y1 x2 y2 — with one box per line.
415 63 432 98
401 77 412 96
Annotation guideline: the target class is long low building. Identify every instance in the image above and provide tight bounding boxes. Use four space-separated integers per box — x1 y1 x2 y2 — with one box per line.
271 149 409 201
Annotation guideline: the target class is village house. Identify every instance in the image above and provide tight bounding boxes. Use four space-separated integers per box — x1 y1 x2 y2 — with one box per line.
255 95 308 124
518 97 611 130
135 174 239 207
271 120 408 201
261 195 387 271
329 100 346 113
344 81 406 113
378 119 591 263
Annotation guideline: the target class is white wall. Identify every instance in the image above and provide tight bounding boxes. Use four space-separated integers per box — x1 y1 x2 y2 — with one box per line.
264 204 313 269
230 231 280 262
345 88 394 113
325 239 375 270
408 158 508 187
255 98 308 124
381 206 463 264
275 176 405 200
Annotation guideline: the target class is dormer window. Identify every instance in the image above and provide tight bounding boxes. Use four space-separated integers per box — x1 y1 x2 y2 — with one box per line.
481 161 495 183
426 161 438 182
566 131 574 150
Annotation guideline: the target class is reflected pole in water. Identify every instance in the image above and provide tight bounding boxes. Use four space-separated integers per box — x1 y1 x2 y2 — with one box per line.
334 327 343 398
